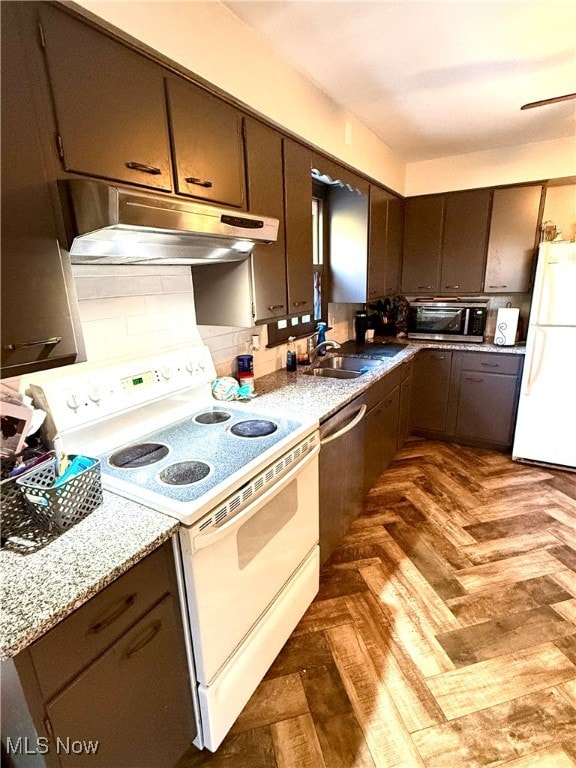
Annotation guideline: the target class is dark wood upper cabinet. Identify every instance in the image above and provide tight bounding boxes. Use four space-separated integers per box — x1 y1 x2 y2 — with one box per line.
283 139 314 315
166 77 246 208
484 185 543 293
383 191 404 296
244 119 288 322
39 5 172 192
402 189 491 295
367 185 388 300
1 3 78 376
440 188 491 294
401 195 444 293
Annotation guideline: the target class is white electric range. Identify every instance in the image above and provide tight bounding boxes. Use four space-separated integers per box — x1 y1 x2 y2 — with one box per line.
27 342 320 751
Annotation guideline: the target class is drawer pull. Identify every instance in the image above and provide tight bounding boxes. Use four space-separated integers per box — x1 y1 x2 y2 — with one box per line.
4 336 61 351
418 285 433 290
465 376 483 382
444 285 460 289
292 300 308 307
267 304 285 311
185 176 213 188
480 361 500 368
88 594 136 634
125 161 162 175
488 285 508 289
122 621 162 660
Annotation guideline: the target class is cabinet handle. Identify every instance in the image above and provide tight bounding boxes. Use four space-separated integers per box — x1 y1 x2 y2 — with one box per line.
125 161 162 175
185 176 213 188
321 404 367 447
267 304 285 311
292 300 308 307
464 376 483 382
88 594 136 634
480 361 500 368
418 286 433 289
122 620 162 660
488 285 508 289
444 285 460 289
3 336 62 351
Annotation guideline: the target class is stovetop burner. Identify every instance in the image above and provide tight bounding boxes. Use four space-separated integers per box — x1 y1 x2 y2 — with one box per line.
159 461 212 486
230 420 278 438
194 409 232 425
109 442 170 469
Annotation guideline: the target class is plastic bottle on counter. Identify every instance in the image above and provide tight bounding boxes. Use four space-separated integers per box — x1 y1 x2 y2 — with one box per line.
316 322 327 356
286 336 297 372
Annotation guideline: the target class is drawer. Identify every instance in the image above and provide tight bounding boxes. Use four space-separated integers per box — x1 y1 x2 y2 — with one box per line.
362 366 402 411
460 352 522 376
30 541 175 700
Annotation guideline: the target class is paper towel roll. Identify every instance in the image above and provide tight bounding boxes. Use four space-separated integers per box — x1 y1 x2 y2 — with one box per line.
494 308 519 346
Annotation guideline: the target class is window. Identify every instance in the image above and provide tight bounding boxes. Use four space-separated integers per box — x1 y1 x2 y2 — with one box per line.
267 182 329 347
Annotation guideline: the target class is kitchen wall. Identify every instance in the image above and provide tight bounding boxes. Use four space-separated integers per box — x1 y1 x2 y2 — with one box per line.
68 264 354 382
405 138 576 197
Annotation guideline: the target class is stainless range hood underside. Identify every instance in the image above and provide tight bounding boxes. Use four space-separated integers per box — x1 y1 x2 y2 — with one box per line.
60 179 279 265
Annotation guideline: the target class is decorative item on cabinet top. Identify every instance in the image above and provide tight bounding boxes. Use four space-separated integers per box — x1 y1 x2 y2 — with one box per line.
59 179 279 265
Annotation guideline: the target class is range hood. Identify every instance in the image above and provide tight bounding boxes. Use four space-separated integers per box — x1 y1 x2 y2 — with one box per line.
59 179 279 264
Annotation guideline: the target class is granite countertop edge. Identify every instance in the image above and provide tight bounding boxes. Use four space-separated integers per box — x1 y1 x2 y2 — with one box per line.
0 338 525 659
1 492 178 660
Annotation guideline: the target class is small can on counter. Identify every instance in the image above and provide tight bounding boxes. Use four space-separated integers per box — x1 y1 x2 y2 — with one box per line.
236 354 255 393
237 371 255 393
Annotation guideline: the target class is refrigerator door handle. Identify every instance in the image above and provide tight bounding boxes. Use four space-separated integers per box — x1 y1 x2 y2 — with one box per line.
525 327 546 396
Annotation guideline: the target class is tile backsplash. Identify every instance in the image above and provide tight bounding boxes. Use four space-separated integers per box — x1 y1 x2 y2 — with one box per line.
70 264 356 380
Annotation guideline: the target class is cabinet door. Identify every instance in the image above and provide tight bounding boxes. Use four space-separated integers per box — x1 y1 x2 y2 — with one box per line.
384 194 404 295
484 185 543 293
398 361 413 448
456 371 519 445
1 3 78 375
441 189 491 294
166 78 245 208
367 185 388 301
283 140 314 315
364 387 400 493
411 350 452 433
244 119 288 322
401 195 444 293
45 596 194 768
40 6 172 191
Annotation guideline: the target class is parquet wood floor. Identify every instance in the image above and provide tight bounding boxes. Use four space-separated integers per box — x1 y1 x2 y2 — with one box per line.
178 439 576 768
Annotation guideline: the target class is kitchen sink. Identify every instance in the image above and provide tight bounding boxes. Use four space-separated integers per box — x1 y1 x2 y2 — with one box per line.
305 355 383 379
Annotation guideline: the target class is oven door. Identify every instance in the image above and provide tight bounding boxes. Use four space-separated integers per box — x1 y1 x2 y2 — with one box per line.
179 442 319 687
409 305 467 337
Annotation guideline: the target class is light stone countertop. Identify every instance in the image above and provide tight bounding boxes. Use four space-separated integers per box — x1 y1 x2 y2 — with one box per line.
0 338 525 660
1 492 177 659
250 338 526 423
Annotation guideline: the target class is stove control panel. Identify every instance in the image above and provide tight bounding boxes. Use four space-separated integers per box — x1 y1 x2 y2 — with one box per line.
27 345 217 436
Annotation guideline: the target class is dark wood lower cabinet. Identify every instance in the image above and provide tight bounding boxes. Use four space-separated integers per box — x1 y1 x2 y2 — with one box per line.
364 385 400 495
5 540 195 768
411 350 453 434
411 349 523 449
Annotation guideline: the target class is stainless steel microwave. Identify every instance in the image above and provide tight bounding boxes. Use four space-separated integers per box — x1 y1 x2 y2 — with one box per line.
407 300 488 342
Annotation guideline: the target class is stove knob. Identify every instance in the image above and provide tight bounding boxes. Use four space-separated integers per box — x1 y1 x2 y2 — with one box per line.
197 361 206 372
185 361 195 375
88 387 101 404
161 367 171 381
66 392 80 411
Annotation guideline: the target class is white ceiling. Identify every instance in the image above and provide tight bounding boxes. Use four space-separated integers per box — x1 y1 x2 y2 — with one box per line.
222 1 576 163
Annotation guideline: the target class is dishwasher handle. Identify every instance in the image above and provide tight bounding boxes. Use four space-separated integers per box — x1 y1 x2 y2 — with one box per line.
321 404 367 447
192 444 319 551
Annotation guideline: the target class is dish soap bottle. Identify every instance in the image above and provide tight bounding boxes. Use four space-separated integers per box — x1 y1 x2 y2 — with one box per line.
286 336 297 372
316 322 327 356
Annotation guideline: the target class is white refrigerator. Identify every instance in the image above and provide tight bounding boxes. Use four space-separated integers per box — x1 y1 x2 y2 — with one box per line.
513 241 576 470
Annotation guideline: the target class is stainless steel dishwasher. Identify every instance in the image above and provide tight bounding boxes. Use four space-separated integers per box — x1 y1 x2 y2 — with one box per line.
319 397 367 564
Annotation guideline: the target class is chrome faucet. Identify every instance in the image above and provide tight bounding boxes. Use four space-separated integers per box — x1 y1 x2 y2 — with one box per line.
308 338 341 363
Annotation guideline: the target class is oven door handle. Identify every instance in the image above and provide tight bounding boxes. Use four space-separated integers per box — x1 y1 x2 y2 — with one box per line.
192 444 320 551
